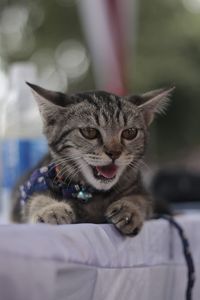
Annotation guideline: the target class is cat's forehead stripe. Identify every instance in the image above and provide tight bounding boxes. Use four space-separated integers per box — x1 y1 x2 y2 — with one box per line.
83 96 99 109
93 113 100 126
68 92 140 128
79 94 135 127
98 111 107 127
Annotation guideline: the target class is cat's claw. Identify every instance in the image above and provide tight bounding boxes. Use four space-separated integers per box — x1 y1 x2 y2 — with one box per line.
106 199 144 236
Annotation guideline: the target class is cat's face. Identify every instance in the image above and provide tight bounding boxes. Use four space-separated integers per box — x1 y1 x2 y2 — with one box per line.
28 84 174 191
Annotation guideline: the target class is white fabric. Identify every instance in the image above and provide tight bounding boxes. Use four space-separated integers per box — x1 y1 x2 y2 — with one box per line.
0 215 199 300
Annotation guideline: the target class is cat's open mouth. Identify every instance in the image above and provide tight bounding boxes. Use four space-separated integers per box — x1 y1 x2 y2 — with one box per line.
92 164 118 181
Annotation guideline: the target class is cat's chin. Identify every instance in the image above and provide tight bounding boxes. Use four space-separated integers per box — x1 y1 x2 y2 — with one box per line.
79 159 125 191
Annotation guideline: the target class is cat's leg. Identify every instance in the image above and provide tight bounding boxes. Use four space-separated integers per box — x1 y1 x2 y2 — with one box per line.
105 195 152 236
23 195 76 224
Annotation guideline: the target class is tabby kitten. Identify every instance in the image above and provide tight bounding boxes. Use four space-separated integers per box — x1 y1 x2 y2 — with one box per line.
12 84 174 235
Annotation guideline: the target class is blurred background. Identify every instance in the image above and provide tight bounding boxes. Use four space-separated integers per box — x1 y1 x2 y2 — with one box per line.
1 0 200 221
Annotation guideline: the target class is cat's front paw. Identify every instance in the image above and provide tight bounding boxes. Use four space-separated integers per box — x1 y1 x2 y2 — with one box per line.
105 200 145 236
32 202 76 225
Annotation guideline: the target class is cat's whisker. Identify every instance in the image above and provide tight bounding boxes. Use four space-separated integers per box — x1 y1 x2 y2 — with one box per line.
55 161 79 183
66 168 81 188
59 163 80 187
139 160 150 171
58 158 80 176
50 157 76 169
128 159 142 172
52 156 81 168
48 163 77 182
116 160 132 166
53 155 81 164
50 159 77 184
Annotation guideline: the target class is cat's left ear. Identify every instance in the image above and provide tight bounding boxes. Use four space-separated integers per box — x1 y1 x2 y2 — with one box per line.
26 82 68 125
26 82 67 107
138 87 175 126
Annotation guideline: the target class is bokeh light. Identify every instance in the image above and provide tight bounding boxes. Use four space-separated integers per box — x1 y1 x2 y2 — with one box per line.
31 48 68 91
0 5 29 35
182 0 200 13
55 40 90 81
39 65 68 91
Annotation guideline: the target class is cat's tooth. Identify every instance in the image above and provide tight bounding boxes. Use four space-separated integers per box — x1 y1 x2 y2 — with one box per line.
97 172 101 176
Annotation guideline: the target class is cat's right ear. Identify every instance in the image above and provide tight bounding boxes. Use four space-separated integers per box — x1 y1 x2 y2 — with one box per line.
138 87 175 126
26 82 67 124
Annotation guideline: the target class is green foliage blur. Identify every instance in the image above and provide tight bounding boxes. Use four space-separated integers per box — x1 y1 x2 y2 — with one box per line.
132 0 200 162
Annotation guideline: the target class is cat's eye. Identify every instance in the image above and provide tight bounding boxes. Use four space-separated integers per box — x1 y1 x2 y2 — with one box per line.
121 128 138 140
79 128 99 139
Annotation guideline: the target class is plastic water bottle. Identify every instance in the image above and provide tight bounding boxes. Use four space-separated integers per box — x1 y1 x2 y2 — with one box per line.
0 62 48 223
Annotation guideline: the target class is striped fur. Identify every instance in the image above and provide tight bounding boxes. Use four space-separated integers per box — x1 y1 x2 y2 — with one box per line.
12 84 174 235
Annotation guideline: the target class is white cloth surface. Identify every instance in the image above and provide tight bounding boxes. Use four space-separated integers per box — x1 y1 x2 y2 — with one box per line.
0 215 199 300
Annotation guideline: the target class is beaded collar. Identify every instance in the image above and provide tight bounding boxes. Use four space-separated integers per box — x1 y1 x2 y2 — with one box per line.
19 163 97 207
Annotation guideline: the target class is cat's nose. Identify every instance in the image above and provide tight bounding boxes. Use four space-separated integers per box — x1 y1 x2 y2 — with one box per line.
105 150 122 161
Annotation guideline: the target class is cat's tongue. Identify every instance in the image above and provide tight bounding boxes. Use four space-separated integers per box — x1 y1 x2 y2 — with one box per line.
96 164 118 179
